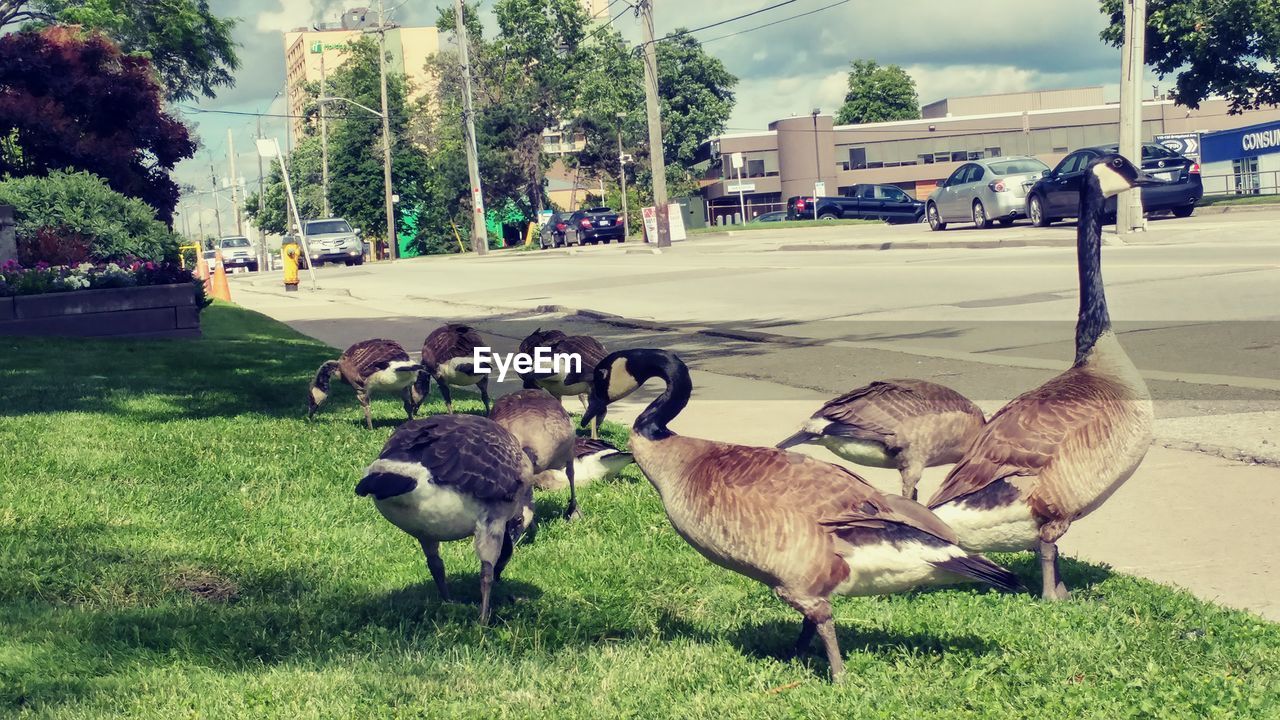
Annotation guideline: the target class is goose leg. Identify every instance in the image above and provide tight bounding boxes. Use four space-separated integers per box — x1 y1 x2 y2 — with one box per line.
898 458 925 502
564 455 580 521
358 390 373 430
791 618 817 657
418 538 449 602
775 588 843 682
478 377 492 414
494 531 514 581
474 520 505 624
1038 538 1070 601
401 385 416 421
438 380 454 414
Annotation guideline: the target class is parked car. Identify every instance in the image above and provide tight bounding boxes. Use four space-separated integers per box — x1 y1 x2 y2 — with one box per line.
749 210 789 223
217 235 259 272
539 211 571 249
302 217 365 266
201 249 218 270
1025 143 1202 226
925 156 1050 231
786 184 924 224
566 207 625 245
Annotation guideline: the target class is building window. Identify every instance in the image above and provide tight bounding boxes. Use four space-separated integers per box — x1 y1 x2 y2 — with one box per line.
985 146 1001 158
849 147 867 170
1233 157 1260 195
746 159 766 178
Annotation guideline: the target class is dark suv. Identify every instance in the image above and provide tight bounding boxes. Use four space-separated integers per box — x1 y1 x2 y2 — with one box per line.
567 207 625 245
1026 143 1202 225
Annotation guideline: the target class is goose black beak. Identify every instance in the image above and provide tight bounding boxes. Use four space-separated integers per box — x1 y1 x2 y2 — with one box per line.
581 394 607 428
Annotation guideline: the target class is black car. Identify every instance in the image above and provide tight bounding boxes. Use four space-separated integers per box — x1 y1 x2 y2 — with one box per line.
539 212 571 249
749 210 789 223
567 207 625 245
786 184 925 223
1026 143 1202 226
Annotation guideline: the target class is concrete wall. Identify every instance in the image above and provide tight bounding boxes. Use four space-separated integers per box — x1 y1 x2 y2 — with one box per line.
0 284 201 339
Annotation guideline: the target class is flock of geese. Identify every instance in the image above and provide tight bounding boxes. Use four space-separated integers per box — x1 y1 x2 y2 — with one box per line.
307 154 1162 682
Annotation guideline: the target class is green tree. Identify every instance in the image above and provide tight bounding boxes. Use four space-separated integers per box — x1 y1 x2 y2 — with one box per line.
569 28 736 215
1100 0 1280 111
835 59 920 125
1 0 239 102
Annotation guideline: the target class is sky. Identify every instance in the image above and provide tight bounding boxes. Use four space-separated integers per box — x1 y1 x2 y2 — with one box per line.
175 0 1142 232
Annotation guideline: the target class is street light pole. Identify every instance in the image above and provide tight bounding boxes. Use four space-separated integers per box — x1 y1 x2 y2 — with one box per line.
811 109 821 221
377 0 398 259
454 0 488 255
639 0 670 247
319 48 331 217
617 116 629 238
227 128 243 235
1118 0 1147 235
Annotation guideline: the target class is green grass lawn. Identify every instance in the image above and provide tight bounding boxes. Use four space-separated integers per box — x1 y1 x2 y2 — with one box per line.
2 304 1278 718
1199 194 1280 206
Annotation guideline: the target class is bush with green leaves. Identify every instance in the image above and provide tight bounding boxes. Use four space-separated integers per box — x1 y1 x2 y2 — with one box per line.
0 170 182 263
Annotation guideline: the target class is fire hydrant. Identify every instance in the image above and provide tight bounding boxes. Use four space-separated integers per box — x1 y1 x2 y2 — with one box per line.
282 241 301 292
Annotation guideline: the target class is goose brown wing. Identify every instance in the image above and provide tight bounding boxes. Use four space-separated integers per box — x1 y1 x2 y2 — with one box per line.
689 442 959 545
573 436 619 458
342 338 411 377
927 368 1111 508
379 415 527 502
422 324 485 366
817 380 978 445
552 335 607 385
518 328 567 356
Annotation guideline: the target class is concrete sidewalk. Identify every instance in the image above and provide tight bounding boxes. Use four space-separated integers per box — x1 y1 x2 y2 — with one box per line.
230 279 1280 621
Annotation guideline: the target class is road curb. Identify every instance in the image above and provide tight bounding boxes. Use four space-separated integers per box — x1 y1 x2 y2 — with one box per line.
777 237 1076 252
1195 202 1280 215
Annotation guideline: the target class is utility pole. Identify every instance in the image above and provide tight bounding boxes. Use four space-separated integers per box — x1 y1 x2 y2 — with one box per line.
377 0 399 259
1117 0 1147 235
617 118 629 237
256 114 267 268
227 128 243 235
319 48 331 217
209 163 224 240
638 0 670 247
455 0 488 254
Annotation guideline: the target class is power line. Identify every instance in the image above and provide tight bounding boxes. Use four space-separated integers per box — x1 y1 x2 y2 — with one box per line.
648 0 801 46
699 0 850 44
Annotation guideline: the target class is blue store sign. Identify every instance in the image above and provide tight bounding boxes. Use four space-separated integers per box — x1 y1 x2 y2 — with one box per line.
1201 120 1280 162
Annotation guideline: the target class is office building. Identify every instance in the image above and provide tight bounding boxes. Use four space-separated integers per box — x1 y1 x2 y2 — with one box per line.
700 87 1280 222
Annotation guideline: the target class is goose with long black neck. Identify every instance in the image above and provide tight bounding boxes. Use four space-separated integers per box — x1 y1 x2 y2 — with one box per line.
582 348 1022 683
927 153 1164 600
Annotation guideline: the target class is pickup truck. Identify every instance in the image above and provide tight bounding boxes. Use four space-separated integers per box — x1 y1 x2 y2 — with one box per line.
786 184 925 224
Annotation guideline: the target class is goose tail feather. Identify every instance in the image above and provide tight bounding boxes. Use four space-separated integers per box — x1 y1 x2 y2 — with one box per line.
932 554 1025 593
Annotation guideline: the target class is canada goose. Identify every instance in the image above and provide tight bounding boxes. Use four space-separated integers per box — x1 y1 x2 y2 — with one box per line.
490 389 579 521
308 338 425 430
581 348 1022 683
355 414 534 624
419 323 492 414
519 329 608 438
533 437 634 491
517 328 567 390
927 154 1164 601
776 380 985 501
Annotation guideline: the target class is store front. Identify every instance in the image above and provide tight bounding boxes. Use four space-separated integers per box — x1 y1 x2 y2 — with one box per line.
1199 120 1280 196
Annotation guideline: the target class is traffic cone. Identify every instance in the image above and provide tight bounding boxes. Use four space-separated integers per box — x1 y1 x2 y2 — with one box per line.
210 250 232 302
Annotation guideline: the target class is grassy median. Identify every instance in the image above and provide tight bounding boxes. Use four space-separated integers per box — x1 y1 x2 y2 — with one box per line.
2 304 1278 718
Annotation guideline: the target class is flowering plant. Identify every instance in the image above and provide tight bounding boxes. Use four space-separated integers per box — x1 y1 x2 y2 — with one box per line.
0 259 208 308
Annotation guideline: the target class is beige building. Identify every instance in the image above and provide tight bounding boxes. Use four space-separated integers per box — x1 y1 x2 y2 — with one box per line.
701 88 1280 221
283 10 440 137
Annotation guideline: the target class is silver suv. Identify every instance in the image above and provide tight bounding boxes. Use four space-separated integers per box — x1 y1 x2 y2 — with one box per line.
303 218 365 266
217 235 259 272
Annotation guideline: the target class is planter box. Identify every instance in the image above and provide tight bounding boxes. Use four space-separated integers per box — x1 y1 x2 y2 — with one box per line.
0 283 201 339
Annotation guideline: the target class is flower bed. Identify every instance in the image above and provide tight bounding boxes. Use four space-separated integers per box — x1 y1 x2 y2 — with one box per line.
0 260 207 338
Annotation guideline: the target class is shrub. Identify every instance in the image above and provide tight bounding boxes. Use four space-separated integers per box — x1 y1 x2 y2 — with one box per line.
0 259 210 309
0 171 182 263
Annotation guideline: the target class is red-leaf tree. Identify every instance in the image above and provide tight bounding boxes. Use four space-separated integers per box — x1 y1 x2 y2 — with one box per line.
0 26 194 222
